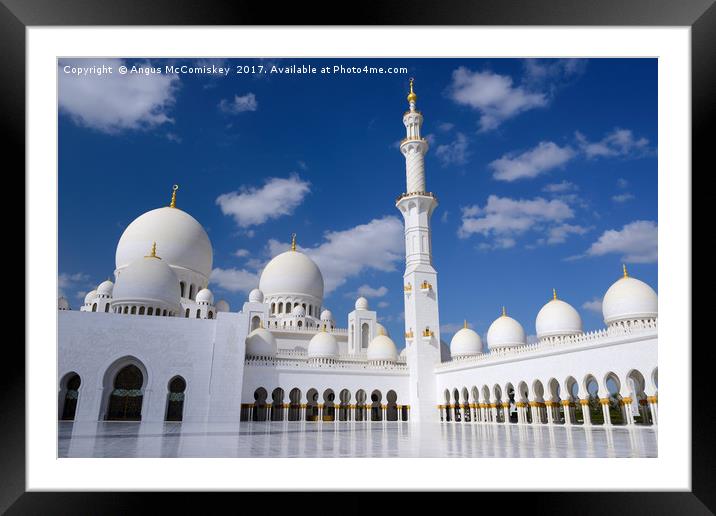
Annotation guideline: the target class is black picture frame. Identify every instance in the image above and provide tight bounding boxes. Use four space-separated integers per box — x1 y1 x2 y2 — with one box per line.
4 0 706 510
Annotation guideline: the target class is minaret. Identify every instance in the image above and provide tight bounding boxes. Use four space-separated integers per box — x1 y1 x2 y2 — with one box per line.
396 79 441 423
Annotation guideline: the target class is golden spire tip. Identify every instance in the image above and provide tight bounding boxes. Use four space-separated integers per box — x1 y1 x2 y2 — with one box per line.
407 77 417 104
169 184 179 208
291 233 297 251
622 263 629 278
501 306 506 317
463 319 468 329
553 288 557 301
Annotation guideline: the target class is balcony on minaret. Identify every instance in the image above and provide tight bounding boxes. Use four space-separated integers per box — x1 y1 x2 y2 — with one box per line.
420 280 433 292
404 328 414 340
404 282 412 294
422 327 434 339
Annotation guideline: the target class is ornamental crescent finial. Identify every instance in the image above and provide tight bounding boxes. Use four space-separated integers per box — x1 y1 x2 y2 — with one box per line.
291 233 297 251
170 184 179 208
145 241 159 259
623 263 629 278
501 306 506 317
553 288 557 301
463 319 468 329
407 77 417 104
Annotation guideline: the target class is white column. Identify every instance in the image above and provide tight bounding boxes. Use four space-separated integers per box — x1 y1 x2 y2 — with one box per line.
563 401 572 425
600 399 612 426
580 400 591 425
648 396 658 425
546 403 554 425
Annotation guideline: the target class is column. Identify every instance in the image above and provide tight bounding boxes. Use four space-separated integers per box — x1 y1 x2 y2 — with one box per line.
502 403 510 424
580 399 591 426
491 404 497 424
545 402 554 424
300 403 306 422
562 400 572 425
600 398 612 426
382 405 387 423
647 395 658 425
318 404 324 423
621 397 635 425
248 404 254 422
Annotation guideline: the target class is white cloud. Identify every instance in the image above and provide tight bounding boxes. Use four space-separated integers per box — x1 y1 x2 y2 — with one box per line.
617 178 629 189
582 297 603 313
266 216 404 294
440 322 470 334
377 301 389 308
216 174 310 228
356 285 388 298
435 132 470 166
612 193 635 203
210 268 260 294
218 92 258 114
489 141 575 182
546 223 590 244
543 180 578 193
438 122 455 132
234 249 250 258
459 195 574 246
58 272 93 298
58 58 179 133
446 67 548 131
522 59 587 90
576 128 650 159
585 220 657 263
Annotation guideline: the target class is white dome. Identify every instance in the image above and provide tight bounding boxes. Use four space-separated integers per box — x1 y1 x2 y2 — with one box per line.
355 296 369 310
58 297 70 310
84 290 97 305
245 327 276 358
112 255 181 311
115 206 213 278
248 288 264 303
258 250 324 301
367 334 398 362
215 299 230 313
602 274 657 324
308 330 339 359
450 326 483 357
293 305 306 317
536 296 583 339
196 288 214 305
97 280 114 296
375 322 389 337
487 312 526 349
320 309 333 321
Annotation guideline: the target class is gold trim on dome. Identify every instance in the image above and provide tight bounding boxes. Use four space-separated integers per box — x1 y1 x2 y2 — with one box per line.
169 184 178 208
623 263 629 278
553 288 558 301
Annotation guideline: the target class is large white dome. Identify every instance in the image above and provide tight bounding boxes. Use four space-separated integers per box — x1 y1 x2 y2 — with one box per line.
535 295 583 339
450 325 483 357
487 311 526 349
196 288 214 305
367 334 398 362
112 254 181 311
602 273 657 324
308 330 338 359
84 290 97 305
115 206 213 279
245 327 276 358
258 250 324 302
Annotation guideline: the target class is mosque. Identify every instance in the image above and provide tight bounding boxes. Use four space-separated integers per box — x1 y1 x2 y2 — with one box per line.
58 80 658 430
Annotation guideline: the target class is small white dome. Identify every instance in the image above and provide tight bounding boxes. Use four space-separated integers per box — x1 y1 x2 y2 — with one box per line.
196 288 214 305
375 322 389 337
308 330 339 359
215 299 230 313
112 254 181 312
97 280 114 296
83 290 97 305
535 295 583 339
487 311 526 349
259 249 324 302
115 206 213 278
248 288 264 303
450 326 483 357
602 273 657 324
367 334 398 362
293 305 306 317
355 296 369 310
320 309 333 321
245 327 276 358
58 297 70 310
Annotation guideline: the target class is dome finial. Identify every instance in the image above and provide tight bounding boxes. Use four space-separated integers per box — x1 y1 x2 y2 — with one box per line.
501 306 506 317
145 241 159 259
463 319 468 329
623 263 629 278
407 77 417 104
169 184 179 208
291 233 297 251
553 288 557 301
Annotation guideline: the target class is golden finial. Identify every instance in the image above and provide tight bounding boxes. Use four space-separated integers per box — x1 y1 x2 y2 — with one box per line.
407 77 417 104
553 288 558 301
501 306 506 317
145 241 159 259
169 184 179 208
463 319 468 329
291 233 297 251
623 263 629 278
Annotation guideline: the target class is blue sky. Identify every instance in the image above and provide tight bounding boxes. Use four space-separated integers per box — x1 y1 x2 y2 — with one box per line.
58 58 657 344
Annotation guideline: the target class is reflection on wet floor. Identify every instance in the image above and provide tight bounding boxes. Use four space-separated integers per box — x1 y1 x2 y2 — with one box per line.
58 421 657 458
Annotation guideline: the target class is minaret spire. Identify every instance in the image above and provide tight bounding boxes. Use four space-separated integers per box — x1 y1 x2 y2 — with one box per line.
623 263 629 278
291 233 297 251
169 184 179 208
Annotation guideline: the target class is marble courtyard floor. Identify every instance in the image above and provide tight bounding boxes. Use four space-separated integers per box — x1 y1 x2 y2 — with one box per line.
58 421 657 458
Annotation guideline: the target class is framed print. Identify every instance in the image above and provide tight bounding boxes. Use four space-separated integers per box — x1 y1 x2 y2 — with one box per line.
5 0 708 510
